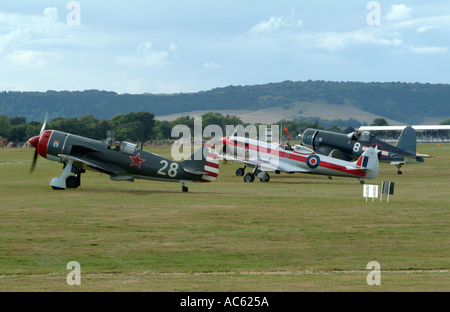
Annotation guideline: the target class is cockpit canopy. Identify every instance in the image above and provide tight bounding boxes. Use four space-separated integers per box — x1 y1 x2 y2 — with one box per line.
120 142 138 155
347 130 373 143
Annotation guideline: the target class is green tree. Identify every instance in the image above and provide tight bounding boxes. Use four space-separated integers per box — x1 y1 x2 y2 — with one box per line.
371 118 389 126
327 125 342 133
0 115 11 138
9 124 29 142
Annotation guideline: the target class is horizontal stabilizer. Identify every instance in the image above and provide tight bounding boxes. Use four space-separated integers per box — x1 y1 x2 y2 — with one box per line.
182 167 209 175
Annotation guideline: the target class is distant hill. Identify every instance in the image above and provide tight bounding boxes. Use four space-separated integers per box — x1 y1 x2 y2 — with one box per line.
1 80 449 124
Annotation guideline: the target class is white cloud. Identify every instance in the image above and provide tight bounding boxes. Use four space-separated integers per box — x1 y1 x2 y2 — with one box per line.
385 4 412 21
417 26 434 33
43 7 58 23
409 46 447 54
115 42 170 67
313 30 403 51
203 61 221 69
249 15 302 35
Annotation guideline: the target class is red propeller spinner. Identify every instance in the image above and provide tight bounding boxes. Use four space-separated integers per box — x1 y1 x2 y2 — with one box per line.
29 113 50 173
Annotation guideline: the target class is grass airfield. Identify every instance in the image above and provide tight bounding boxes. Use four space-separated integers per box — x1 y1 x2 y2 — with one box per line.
0 143 449 291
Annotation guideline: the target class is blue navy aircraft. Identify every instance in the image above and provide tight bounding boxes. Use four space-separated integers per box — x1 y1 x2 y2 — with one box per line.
300 126 429 174
29 118 219 192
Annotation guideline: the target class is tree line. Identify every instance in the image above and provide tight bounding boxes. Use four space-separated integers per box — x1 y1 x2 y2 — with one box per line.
1 109 404 146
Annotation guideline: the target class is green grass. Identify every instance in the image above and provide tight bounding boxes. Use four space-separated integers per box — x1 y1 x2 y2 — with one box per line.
1 143 449 291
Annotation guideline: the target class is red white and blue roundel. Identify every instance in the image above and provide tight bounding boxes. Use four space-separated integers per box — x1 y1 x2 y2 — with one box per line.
306 155 321 169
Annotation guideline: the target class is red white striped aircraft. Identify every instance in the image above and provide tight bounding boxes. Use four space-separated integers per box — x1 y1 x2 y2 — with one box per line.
220 136 379 184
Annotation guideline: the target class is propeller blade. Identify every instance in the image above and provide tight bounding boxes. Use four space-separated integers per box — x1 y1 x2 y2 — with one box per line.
40 112 48 135
30 149 38 174
283 127 292 141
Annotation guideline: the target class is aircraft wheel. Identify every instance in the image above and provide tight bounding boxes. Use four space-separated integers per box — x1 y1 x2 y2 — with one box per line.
397 170 402 175
236 168 245 176
66 176 79 189
260 174 270 182
244 173 254 183
360 180 365 185
182 186 189 192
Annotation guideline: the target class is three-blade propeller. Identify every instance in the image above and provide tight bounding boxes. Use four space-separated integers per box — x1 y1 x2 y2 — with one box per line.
29 112 48 174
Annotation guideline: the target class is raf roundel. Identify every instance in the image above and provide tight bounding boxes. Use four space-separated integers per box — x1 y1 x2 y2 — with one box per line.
306 155 321 169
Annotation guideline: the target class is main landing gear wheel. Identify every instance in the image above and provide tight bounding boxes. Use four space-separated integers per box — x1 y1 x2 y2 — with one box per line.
236 168 245 176
259 174 270 182
66 176 79 189
244 172 255 182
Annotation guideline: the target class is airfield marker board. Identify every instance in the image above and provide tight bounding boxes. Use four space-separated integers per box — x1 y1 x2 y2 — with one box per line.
363 185 378 202
380 181 395 202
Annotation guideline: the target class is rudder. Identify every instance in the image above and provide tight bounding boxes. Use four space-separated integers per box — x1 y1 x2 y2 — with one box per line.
396 126 417 154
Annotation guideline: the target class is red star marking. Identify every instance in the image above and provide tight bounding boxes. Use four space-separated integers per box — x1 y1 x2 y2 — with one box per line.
129 152 147 169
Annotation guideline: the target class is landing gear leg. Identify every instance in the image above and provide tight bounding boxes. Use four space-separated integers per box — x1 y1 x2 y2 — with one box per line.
181 182 189 192
358 178 365 185
50 160 74 190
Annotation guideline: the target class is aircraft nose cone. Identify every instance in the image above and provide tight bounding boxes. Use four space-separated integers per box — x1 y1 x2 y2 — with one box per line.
221 137 227 145
29 136 39 148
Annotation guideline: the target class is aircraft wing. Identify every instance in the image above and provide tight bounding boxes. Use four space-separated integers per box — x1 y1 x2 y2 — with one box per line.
222 154 311 173
58 154 126 175
391 154 430 158
222 155 280 172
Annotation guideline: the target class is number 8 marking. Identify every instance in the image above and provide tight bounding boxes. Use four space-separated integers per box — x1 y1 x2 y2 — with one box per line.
168 163 178 177
353 142 361 153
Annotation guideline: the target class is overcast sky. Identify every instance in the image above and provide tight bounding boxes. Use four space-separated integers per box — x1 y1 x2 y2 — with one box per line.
1 1 449 94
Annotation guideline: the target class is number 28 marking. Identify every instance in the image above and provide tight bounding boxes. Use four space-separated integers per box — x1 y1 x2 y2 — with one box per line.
157 160 178 177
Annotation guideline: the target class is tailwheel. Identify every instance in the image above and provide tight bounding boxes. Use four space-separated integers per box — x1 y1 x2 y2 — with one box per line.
181 182 188 192
244 172 255 183
358 178 365 185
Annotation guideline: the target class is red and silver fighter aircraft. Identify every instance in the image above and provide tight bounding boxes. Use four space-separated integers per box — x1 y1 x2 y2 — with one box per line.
220 136 379 184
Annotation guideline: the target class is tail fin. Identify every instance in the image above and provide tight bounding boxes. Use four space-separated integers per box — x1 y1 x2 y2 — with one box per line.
183 144 219 183
396 126 416 154
354 147 379 179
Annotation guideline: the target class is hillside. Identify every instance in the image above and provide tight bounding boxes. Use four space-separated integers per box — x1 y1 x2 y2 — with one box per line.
1 80 449 124
155 102 403 125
